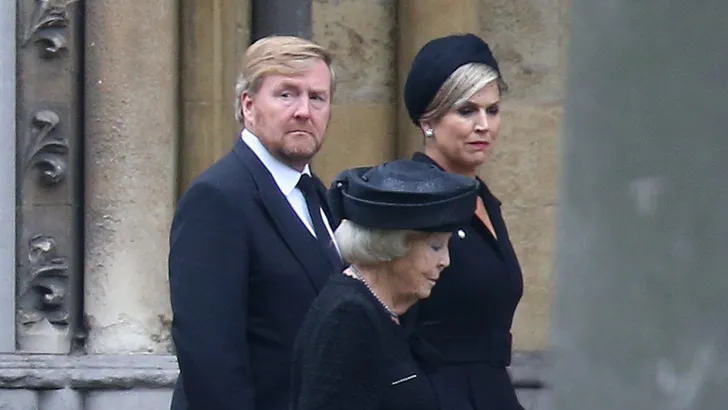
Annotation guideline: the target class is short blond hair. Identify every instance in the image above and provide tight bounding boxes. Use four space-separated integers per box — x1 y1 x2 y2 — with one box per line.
234 36 336 124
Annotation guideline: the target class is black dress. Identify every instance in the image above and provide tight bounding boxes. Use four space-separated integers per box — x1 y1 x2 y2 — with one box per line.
402 152 525 410
291 273 441 410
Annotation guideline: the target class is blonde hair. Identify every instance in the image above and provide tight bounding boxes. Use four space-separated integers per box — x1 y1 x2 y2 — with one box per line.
420 62 502 124
234 36 336 124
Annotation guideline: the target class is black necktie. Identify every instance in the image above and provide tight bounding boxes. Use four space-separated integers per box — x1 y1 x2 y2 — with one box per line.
297 174 340 267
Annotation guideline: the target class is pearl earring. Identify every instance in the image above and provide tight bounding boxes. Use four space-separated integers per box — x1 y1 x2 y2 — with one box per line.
424 129 434 138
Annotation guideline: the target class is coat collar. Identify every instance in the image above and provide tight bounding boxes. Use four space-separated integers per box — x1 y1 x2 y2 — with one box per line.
233 139 339 292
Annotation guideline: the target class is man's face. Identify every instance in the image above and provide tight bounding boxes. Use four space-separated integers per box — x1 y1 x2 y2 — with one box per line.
241 59 332 171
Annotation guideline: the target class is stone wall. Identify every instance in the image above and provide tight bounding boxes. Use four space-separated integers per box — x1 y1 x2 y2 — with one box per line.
312 0 398 175
0 0 16 354
479 0 570 352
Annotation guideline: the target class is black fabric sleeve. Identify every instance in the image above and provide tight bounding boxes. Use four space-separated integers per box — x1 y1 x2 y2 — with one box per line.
168 182 254 409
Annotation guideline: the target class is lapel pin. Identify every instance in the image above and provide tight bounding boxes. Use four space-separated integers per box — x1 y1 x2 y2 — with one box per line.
457 229 466 239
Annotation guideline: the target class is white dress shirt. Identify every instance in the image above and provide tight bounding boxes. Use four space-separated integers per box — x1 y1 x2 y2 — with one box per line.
241 129 339 252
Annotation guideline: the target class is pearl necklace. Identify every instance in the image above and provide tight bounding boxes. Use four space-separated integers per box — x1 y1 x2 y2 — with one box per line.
349 265 399 320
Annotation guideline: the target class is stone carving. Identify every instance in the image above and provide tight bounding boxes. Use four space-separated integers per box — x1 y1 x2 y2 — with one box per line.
21 0 76 56
15 0 79 354
17 235 70 328
23 110 69 186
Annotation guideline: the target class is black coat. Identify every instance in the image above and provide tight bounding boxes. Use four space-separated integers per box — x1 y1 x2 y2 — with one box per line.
401 152 525 410
168 138 343 410
291 274 441 410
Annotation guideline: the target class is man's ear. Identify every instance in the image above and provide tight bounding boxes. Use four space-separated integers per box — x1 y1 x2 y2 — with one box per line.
241 91 254 122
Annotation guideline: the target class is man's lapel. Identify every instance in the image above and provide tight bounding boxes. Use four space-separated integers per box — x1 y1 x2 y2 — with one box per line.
234 139 332 292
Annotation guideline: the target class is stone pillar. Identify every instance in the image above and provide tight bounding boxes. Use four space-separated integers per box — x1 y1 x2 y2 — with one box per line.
84 2 177 354
550 1 728 408
178 0 251 194
477 0 568 353
311 0 397 184
252 0 312 40
396 0 480 158
15 0 83 354
0 0 15 354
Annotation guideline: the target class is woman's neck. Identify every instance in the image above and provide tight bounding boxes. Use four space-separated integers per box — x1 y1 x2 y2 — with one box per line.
347 265 415 317
423 148 478 178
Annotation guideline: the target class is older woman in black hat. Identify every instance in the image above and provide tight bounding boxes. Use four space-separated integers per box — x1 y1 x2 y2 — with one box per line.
289 159 479 410
400 33 526 409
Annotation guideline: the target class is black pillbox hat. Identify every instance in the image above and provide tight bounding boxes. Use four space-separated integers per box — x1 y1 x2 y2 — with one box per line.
404 33 504 125
328 159 478 232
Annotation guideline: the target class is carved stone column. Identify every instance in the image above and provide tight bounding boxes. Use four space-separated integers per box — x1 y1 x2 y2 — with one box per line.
0 0 15 353
84 1 177 353
15 0 84 354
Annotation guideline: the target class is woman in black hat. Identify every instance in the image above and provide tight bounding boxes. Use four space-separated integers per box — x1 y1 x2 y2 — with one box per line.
289 159 479 410
401 33 526 409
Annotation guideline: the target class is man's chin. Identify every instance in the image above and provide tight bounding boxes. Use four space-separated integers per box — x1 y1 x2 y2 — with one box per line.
279 146 320 167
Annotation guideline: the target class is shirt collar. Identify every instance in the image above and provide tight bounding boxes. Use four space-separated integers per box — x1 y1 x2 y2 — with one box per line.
241 129 311 196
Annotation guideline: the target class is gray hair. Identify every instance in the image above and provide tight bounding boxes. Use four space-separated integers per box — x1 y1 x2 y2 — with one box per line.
334 220 415 265
419 62 503 125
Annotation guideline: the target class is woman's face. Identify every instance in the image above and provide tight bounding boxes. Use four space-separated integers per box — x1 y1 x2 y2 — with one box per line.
391 232 452 301
422 81 501 176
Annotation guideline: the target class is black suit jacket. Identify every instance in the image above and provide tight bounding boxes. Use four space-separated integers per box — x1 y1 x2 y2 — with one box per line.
168 138 343 410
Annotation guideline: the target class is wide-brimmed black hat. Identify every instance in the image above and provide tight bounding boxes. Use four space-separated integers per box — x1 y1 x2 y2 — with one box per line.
404 33 506 125
328 160 478 232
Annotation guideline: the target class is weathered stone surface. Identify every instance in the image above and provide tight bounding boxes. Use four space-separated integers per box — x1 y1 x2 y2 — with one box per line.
313 103 396 185
85 389 173 410
479 0 569 104
0 351 544 389
0 390 37 409
484 104 562 208
0 353 545 407
0 0 16 353
476 0 569 351
480 103 561 351
0 354 178 389
313 0 396 104
179 0 251 192
38 389 82 410
84 1 177 354
15 0 84 354
312 0 398 182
